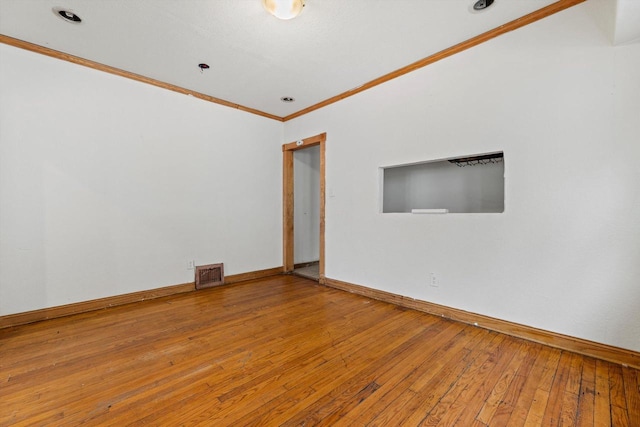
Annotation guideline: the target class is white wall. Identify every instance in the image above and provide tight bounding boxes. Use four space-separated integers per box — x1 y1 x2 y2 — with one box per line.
0 44 283 315
293 145 320 263
284 6 640 352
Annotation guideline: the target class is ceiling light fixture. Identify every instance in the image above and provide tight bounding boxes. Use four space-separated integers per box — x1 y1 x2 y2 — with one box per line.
262 0 305 20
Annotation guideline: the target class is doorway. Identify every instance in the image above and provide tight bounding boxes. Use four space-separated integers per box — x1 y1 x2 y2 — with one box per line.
282 133 326 282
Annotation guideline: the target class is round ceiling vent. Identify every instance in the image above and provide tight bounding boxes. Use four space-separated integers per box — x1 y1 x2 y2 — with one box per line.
52 7 82 23
473 0 494 11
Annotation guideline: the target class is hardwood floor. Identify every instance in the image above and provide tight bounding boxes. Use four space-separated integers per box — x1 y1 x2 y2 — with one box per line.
1 275 638 426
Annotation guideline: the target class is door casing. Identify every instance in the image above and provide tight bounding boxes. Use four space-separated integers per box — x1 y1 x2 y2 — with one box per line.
282 133 326 282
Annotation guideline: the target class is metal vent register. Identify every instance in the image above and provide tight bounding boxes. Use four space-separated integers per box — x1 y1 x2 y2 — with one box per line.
195 263 224 289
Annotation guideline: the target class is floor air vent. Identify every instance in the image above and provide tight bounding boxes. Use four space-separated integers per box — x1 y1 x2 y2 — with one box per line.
195 263 224 289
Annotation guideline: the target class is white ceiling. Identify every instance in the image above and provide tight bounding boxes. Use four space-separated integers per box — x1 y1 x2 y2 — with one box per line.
1 0 634 119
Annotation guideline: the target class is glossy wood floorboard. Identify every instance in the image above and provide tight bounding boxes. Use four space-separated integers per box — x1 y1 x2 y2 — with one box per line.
1 275 638 426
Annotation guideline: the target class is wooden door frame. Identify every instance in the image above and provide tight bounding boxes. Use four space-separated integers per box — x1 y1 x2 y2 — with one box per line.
282 133 326 282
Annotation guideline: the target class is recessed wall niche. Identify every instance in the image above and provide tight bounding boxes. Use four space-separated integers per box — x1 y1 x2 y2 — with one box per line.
381 152 505 214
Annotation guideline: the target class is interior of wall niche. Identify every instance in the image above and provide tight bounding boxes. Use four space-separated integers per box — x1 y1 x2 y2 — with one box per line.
381 152 505 214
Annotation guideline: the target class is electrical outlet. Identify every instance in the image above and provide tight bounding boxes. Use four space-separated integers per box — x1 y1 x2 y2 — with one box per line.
187 260 195 270
430 272 438 287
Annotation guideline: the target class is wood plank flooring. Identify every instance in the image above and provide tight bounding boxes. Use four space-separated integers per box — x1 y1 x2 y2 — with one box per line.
1 275 638 426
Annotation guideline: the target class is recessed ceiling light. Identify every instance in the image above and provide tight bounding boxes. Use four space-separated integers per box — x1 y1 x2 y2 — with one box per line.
280 96 295 103
473 0 494 11
52 7 82 23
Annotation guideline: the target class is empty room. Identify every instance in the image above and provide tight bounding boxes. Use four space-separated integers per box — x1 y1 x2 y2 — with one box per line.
1 0 639 425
